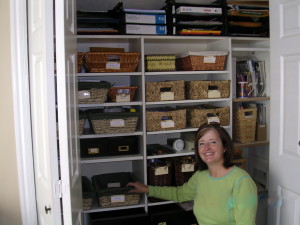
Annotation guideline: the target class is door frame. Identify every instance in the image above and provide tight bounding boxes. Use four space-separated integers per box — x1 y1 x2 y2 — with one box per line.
10 0 37 224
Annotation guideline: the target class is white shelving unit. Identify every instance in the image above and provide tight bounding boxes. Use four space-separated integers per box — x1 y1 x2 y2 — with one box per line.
77 36 270 219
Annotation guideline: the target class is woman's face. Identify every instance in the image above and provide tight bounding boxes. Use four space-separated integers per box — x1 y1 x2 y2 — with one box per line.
198 129 225 167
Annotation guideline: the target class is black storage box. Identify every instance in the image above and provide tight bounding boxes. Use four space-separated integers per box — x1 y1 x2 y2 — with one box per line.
80 138 109 158
90 208 150 225
107 136 139 156
149 203 198 225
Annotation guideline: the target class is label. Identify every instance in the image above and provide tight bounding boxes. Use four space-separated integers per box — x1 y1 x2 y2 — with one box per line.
155 166 169 175
208 116 220 124
182 164 195 172
106 55 121 70
116 93 130 102
208 90 221 98
203 56 216 64
87 148 99 154
111 195 125 203
107 182 121 188
161 91 174 101
110 119 125 127
161 119 175 128
78 90 91 99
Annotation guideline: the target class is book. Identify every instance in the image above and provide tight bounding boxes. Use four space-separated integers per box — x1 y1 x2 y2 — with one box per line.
176 6 222 15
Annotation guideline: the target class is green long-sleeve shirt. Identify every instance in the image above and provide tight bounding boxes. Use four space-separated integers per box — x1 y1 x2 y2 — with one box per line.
148 166 257 225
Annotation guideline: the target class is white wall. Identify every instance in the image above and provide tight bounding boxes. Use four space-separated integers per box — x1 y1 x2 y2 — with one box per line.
0 0 22 225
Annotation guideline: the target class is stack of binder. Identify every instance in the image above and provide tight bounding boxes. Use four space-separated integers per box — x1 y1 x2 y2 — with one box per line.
164 0 225 36
226 1 269 37
77 3 122 35
124 8 167 35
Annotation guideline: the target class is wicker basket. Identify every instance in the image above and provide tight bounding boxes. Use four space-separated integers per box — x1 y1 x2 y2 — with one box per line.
233 108 257 143
107 86 137 102
186 80 230 99
82 176 96 210
176 51 228 71
84 52 140 73
78 81 111 104
146 108 186 132
148 160 173 186
92 172 141 208
184 104 230 128
174 157 197 186
145 54 176 72
77 52 84 73
88 111 139 134
145 80 185 102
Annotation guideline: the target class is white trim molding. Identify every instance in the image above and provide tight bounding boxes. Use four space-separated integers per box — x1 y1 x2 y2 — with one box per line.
10 0 38 224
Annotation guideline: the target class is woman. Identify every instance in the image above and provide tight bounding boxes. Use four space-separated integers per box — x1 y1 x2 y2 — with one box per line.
127 123 258 225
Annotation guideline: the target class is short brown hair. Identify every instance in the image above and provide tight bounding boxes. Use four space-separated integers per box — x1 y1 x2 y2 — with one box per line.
194 123 234 171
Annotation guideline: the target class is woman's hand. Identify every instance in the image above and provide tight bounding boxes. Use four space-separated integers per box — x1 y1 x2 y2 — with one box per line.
126 181 149 194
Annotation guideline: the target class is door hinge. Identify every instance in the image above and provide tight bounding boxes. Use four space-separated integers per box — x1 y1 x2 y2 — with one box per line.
55 180 63 199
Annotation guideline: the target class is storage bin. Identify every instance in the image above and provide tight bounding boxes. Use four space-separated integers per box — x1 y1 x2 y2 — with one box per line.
145 54 176 72
108 136 139 156
145 80 185 102
107 86 137 102
148 159 173 186
174 157 197 186
88 111 139 135
78 81 111 104
184 104 230 128
82 176 96 210
146 108 186 132
186 80 230 99
92 172 141 208
84 52 140 73
233 107 257 143
80 138 109 158
176 51 228 71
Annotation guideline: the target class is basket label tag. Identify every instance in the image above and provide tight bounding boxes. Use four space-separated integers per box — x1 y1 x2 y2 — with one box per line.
78 90 91 99
161 117 175 128
208 90 221 98
182 163 195 172
155 166 169 175
111 195 125 203
88 148 99 154
161 91 174 101
116 93 130 102
107 182 121 188
106 55 121 70
207 116 220 124
204 56 216 63
110 119 125 127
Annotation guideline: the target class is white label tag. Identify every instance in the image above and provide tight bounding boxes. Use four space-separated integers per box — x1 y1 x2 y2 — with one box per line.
110 119 125 127
208 90 221 98
161 92 174 101
106 61 120 70
181 164 195 172
155 166 169 175
208 116 220 124
78 90 91 99
107 182 121 188
161 119 175 128
116 93 131 102
111 195 125 203
88 148 99 154
204 56 216 63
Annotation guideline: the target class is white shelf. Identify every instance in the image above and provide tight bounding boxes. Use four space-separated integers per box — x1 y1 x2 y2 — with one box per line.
81 155 144 164
146 98 230 106
147 150 195 159
80 131 143 139
147 126 230 135
232 47 270 52
145 70 230 76
79 101 143 108
148 201 174 207
83 203 146 213
77 72 142 76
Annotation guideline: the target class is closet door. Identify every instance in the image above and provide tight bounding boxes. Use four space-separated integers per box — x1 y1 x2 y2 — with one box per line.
55 0 83 224
269 1 300 224
27 0 62 224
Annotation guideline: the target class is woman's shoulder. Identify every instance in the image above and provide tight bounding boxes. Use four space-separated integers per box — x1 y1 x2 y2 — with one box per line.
230 166 255 183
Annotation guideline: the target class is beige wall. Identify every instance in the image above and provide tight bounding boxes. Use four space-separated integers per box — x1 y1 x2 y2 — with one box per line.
0 0 23 225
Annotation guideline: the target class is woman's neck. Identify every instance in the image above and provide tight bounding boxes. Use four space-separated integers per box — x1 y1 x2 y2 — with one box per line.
208 164 234 178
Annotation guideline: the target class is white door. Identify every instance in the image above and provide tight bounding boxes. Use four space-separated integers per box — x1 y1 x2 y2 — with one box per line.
268 1 300 225
55 0 83 224
27 0 62 224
